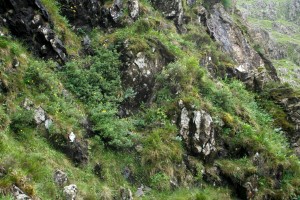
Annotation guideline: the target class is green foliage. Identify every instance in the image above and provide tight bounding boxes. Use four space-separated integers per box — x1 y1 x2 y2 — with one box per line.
90 103 134 149
0 107 10 131
0 0 299 198
221 0 232 9
141 124 183 176
59 47 136 149
61 47 122 105
24 65 50 92
216 158 257 181
10 108 35 133
150 172 170 191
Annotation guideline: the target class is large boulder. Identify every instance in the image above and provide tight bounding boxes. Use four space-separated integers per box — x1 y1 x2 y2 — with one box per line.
0 0 67 63
128 0 139 20
179 101 216 158
150 0 183 27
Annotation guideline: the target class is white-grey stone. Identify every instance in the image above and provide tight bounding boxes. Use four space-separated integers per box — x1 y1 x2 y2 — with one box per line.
12 185 31 200
128 0 139 20
22 98 34 110
179 104 216 157
64 184 77 200
34 107 46 124
69 132 76 143
54 169 68 187
45 119 53 130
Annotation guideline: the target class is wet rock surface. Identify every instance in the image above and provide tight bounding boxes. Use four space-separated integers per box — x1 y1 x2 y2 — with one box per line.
204 4 279 90
0 0 67 63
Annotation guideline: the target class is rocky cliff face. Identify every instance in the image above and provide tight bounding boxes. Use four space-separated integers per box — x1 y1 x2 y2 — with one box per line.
199 3 279 90
237 0 300 88
0 0 67 63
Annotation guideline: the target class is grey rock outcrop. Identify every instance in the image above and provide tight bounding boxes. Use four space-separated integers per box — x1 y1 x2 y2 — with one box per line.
57 0 126 29
34 107 46 125
54 170 68 187
287 0 300 25
21 99 88 165
204 4 279 90
119 38 175 114
238 0 279 21
249 27 286 60
128 0 139 20
63 184 77 200
179 102 216 157
0 0 67 63
267 86 300 155
12 185 31 200
150 0 183 27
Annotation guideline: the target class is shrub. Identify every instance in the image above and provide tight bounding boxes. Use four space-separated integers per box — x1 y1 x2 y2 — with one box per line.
150 172 170 191
10 108 35 133
0 107 10 131
24 65 50 92
90 103 134 149
61 47 122 105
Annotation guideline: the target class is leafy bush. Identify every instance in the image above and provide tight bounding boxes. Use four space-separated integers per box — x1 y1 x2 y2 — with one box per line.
24 64 51 92
10 108 35 133
150 172 170 191
61 47 122 105
90 103 134 149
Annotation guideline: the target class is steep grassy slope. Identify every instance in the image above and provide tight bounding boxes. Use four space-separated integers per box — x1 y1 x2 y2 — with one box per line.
0 0 299 199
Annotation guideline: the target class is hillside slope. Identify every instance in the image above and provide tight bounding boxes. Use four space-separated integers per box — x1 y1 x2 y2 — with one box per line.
237 0 300 87
0 0 299 199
